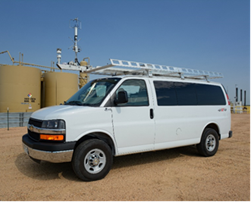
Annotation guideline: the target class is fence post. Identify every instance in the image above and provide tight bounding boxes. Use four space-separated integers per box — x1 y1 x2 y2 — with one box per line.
7 107 9 130
21 113 24 127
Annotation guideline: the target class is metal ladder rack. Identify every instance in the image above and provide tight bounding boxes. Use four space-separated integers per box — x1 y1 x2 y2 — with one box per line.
57 58 223 81
93 59 223 81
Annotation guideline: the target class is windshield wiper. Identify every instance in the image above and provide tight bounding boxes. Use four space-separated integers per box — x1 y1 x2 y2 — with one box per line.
65 101 83 105
65 101 96 106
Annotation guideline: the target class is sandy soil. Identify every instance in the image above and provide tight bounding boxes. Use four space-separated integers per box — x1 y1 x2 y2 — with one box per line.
0 114 249 201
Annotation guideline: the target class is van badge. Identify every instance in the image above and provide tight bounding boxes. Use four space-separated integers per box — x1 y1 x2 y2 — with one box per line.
29 125 34 131
218 108 227 112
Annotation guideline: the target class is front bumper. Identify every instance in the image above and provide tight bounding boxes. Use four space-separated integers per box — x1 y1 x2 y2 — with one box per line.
22 134 76 163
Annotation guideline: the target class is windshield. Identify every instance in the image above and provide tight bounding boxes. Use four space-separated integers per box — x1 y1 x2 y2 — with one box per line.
65 77 121 106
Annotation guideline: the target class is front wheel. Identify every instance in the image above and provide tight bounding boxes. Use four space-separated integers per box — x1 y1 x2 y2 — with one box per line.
72 139 113 181
197 128 219 157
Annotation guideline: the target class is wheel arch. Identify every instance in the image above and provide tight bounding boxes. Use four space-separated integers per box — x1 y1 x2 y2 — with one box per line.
74 132 116 156
203 123 221 140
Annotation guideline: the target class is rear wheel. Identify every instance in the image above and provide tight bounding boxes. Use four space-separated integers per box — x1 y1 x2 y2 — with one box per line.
197 128 219 157
72 139 113 181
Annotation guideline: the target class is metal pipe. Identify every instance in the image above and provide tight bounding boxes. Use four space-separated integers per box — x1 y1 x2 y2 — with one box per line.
0 50 15 64
1 50 58 70
236 87 238 102
244 91 246 106
13 61 58 70
19 52 21 66
83 57 90 65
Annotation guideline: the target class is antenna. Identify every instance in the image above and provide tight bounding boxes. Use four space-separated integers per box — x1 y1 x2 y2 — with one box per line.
69 18 81 64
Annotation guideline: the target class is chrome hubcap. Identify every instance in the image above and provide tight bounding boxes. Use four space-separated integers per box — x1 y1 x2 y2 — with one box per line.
84 149 106 174
206 134 216 152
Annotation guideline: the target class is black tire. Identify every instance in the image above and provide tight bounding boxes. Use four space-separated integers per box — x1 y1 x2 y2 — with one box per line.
72 139 113 181
197 128 219 157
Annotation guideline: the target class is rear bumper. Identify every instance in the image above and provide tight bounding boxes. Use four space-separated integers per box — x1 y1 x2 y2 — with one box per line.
22 134 76 163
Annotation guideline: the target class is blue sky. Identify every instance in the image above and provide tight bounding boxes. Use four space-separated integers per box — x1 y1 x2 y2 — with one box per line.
0 0 250 104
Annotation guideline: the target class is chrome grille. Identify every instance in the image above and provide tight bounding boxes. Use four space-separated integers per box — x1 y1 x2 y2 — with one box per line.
28 130 40 141
28 118 42 128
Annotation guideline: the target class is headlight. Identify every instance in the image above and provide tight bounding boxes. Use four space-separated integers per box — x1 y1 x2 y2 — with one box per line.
41 120 65 129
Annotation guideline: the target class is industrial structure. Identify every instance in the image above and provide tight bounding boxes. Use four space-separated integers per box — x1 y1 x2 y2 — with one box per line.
232 85 249 113
0 51 78 113
0 18 91 113
57 18 89 88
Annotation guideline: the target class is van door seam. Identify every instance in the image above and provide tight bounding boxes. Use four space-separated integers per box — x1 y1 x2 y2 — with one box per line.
106 106 118 154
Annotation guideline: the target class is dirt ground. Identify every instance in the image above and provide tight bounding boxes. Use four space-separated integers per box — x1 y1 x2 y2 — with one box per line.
0 114 249 201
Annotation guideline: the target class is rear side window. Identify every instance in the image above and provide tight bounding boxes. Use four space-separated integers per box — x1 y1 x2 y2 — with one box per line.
196 84 226 105
175 83 197 105
153 81 177 105
154 81 226 106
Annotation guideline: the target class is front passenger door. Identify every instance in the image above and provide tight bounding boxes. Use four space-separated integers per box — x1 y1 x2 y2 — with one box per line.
111 79 155 155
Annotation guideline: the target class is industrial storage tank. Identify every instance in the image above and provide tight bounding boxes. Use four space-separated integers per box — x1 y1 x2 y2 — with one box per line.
42 71 78 107
0 65 41 113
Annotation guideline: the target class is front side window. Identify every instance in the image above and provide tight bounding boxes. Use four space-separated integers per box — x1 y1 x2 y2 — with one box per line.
65 78 121 106
115 79 149 106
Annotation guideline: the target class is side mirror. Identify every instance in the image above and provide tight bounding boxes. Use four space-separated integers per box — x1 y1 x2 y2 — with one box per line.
115 91 128 105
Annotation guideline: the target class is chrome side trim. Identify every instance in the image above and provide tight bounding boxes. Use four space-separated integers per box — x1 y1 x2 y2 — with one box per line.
23 143 73 163
28 124 66 134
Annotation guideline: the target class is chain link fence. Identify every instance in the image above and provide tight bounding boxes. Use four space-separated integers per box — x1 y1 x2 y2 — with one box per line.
0 112 32 129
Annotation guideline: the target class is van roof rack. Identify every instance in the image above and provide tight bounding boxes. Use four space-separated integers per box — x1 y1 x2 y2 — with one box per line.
57 59 223 81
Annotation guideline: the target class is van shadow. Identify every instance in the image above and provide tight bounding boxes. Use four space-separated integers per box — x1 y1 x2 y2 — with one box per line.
15 153 80 181
112 145 200 169
15 146 200 181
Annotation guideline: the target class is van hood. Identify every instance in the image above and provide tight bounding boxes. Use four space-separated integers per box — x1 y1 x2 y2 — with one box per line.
30 105 94 120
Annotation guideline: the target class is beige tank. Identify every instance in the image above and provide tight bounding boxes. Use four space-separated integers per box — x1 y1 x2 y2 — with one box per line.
0 65 41 113
79 72 89 89
79 60 90 88
42 72 78 107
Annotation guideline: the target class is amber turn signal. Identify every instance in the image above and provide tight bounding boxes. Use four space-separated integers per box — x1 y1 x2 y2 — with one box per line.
40 134 64 141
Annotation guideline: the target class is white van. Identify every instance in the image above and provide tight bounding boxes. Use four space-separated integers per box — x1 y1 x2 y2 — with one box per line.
22 59 232 181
